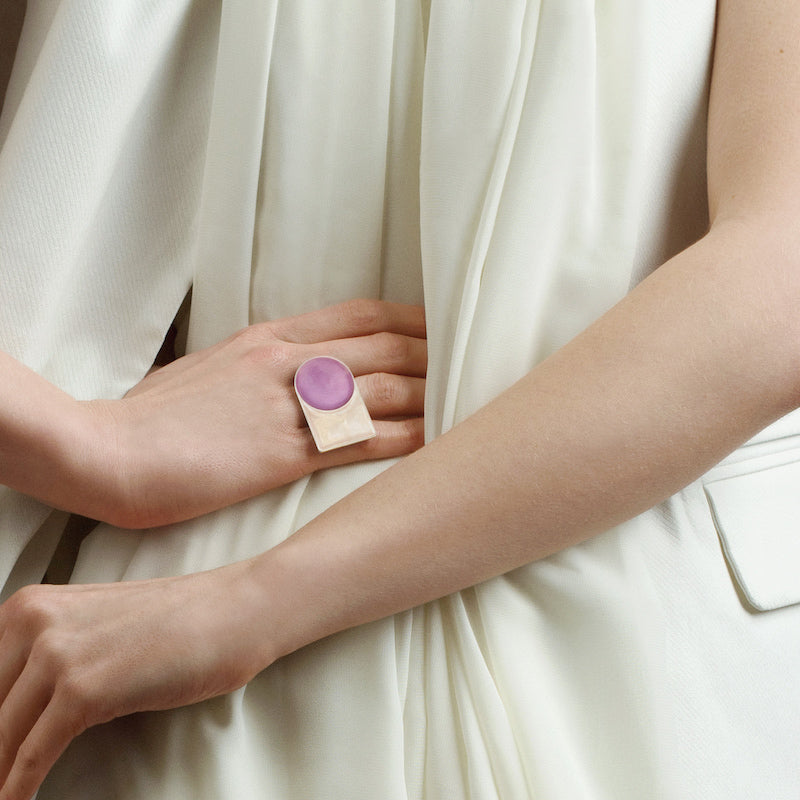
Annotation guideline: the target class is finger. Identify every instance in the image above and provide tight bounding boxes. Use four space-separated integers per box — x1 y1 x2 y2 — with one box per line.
269 300 426 344
0 635 27 709
0 661 51 791
356 374 426 419
311 418 425 472
0 697 80 800
310 332 427 379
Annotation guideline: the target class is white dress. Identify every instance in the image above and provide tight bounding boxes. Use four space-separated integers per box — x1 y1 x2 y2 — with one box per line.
1 2 799 798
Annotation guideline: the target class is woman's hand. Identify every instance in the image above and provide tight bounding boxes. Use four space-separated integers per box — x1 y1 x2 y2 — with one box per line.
0 563 272 800
54 299 425 528
0 299 425 798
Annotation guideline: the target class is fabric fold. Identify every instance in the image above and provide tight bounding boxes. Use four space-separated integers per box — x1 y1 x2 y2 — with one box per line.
5 3 798 799
435 1 541 434
187 1 278 351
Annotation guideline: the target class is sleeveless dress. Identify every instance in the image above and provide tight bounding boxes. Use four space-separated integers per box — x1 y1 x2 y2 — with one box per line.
1 2 799 798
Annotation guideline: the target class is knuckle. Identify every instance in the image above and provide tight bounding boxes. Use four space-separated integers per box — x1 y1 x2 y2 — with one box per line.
366 373 400 408
240 338 293 371
14 741 44 778
231 321 271 346
341 298 384 329
6 586 56 633
373 331 409 366
396 418 425 450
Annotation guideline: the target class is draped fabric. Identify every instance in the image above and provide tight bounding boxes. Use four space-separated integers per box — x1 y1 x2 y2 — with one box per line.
1 2 799 797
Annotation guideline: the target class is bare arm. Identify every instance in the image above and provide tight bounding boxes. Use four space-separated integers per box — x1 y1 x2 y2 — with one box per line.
0 2 798 798
0 301 426 527
250 0 800 657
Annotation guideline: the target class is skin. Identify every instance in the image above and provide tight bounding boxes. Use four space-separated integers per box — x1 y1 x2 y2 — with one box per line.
1 0 799 797
0 300 427 528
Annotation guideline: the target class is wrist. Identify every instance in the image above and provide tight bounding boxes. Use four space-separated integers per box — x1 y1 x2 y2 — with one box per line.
0 351 138 522
66 399 133 525
0 389 107 516
244 520 389 663
243 546 336 663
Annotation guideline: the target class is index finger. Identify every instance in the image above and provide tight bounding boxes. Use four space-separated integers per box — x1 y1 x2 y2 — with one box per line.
268 299 426 344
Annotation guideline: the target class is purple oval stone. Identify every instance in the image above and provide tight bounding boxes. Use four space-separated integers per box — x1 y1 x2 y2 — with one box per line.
295 357 355 411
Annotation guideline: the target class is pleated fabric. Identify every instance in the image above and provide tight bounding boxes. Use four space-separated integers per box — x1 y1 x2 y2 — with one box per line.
1 2 799 798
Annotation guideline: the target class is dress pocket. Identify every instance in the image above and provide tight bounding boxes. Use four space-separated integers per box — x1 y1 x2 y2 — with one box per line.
703 442 800 612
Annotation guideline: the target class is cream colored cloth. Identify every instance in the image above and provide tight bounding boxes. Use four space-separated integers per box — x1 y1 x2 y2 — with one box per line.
2 2 799 798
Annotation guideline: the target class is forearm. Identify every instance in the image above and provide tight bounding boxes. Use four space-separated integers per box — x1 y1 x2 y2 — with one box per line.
0 301 427 527
0 351 111 515
251 222 800 661
247 0 800 661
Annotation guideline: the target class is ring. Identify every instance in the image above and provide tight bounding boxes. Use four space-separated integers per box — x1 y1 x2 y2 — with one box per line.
294 356 376 452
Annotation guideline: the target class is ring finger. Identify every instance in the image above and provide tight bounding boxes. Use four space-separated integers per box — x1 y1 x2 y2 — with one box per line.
356 374 425 419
